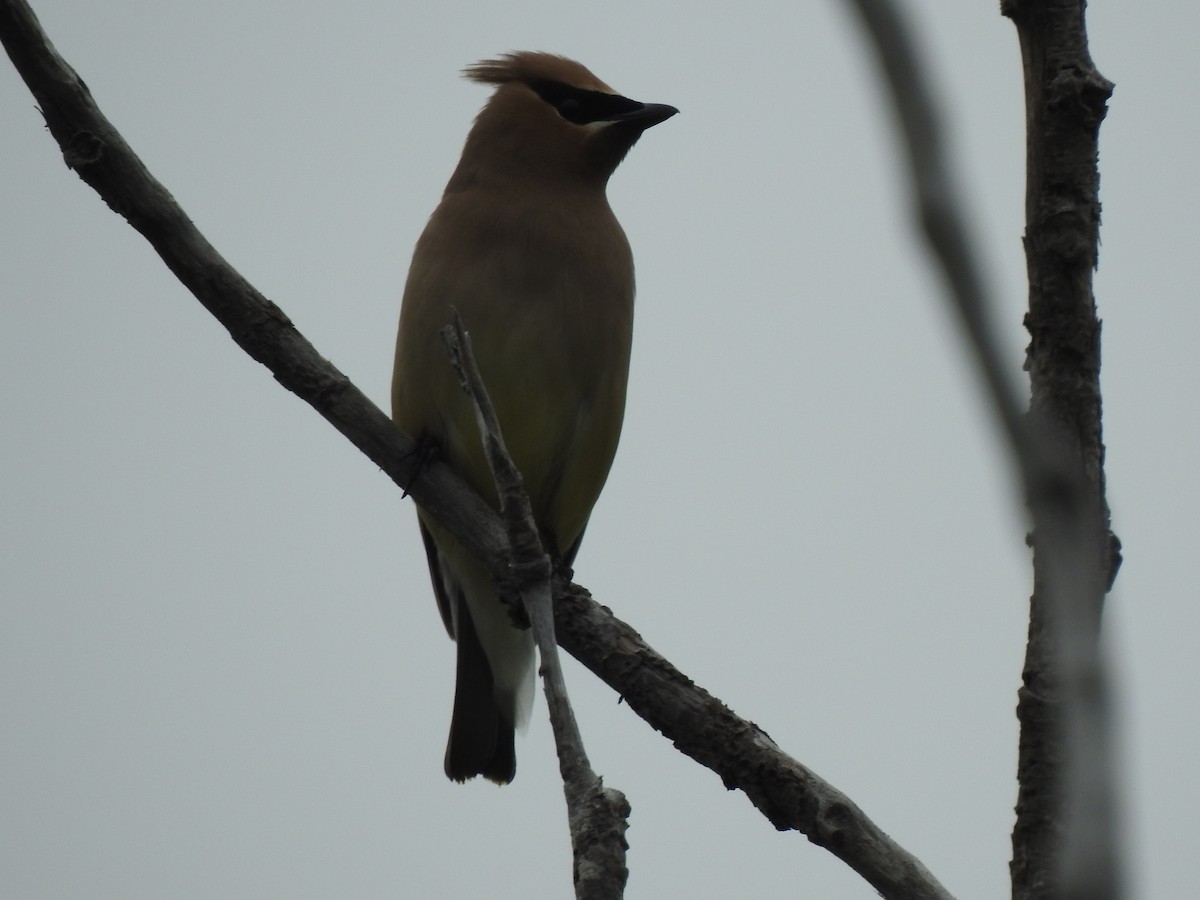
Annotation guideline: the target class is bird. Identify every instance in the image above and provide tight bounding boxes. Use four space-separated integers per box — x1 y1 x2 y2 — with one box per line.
391 52 676 784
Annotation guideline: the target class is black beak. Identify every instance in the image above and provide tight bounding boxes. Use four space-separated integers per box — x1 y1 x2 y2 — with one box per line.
604 102 679 130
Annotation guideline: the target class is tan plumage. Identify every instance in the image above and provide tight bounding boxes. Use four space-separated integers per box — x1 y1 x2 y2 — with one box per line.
392 52 675 783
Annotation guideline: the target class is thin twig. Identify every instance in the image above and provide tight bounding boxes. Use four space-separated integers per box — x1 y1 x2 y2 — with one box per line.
844 0 1026 451
441 312 630 899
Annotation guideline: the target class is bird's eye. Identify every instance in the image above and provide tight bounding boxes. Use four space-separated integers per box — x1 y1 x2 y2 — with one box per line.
557 98 584 122
531 80 644 125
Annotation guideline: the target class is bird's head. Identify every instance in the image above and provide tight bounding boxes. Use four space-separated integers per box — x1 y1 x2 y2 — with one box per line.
449 52 677 191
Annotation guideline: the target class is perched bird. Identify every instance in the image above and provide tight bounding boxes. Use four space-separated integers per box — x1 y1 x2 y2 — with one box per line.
391 52 676 784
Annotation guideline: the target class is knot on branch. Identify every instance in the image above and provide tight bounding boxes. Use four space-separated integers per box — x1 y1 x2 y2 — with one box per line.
1047 65 1113 131
64 129 102 168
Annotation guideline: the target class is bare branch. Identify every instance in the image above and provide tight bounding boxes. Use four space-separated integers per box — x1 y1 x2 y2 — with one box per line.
843 1 1121 897
442 313 630 900
555 582 955 900
843 0 1026 453
1002 2 1121 897
0 0 502 565
2 2 952 896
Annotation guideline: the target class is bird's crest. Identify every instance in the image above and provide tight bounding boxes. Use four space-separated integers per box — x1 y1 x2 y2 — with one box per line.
464 52 614 94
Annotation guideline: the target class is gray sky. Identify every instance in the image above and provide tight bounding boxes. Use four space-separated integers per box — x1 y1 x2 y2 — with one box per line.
2 1 1195 897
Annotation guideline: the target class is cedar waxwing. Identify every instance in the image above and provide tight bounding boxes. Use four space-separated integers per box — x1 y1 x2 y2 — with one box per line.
392 53 676 784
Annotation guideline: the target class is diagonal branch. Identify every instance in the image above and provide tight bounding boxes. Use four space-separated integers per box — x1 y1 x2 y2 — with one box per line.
554 582 953 900
843 0 1027 456
2 2 951 897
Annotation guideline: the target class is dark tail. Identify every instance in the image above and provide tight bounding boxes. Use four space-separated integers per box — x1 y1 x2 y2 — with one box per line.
443 593 516 784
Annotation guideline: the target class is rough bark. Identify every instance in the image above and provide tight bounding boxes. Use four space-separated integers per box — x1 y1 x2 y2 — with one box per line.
1000 2 1120 898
